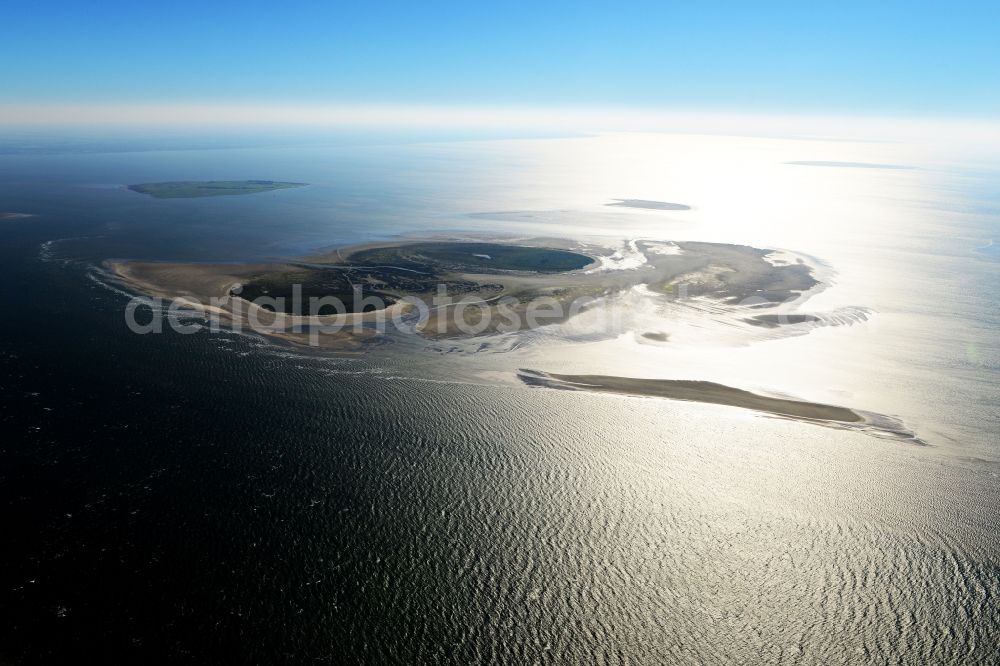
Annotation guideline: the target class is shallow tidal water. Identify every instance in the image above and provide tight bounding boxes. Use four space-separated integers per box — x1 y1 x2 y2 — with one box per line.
0 132 997 663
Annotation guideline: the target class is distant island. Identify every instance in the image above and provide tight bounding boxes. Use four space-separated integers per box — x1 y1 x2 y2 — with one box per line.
785 161 913 170
1 212 35 220
605 199 691 211
127 180 307 199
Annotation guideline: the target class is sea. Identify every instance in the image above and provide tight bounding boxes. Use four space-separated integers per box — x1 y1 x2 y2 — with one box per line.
0 128 997 664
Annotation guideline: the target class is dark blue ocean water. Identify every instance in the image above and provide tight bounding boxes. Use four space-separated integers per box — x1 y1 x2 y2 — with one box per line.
1 138 998 664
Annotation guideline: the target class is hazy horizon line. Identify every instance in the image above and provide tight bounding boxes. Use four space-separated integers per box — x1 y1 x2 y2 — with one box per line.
1 103 999 148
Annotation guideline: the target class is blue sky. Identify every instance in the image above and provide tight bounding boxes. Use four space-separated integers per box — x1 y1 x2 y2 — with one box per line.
2 0 999 118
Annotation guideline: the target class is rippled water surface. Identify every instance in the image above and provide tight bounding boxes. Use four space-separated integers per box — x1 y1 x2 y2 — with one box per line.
0 132 997 663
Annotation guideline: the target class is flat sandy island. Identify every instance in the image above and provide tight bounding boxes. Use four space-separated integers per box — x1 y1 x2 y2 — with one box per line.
1 212 35 220
106 238 820 348
605 199 691 210
519 370 863 424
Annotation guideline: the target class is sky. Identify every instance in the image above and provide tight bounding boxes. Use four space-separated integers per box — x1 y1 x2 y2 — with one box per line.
1 1 999 124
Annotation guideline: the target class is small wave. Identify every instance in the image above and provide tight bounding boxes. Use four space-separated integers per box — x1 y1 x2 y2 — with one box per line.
38 235 105 265
85 267 138 300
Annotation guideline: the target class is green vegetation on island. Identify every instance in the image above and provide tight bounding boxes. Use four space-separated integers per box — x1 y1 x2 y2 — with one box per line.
128 180 307 199
233 242 593 315
349 242 594 273
235 267 397 315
